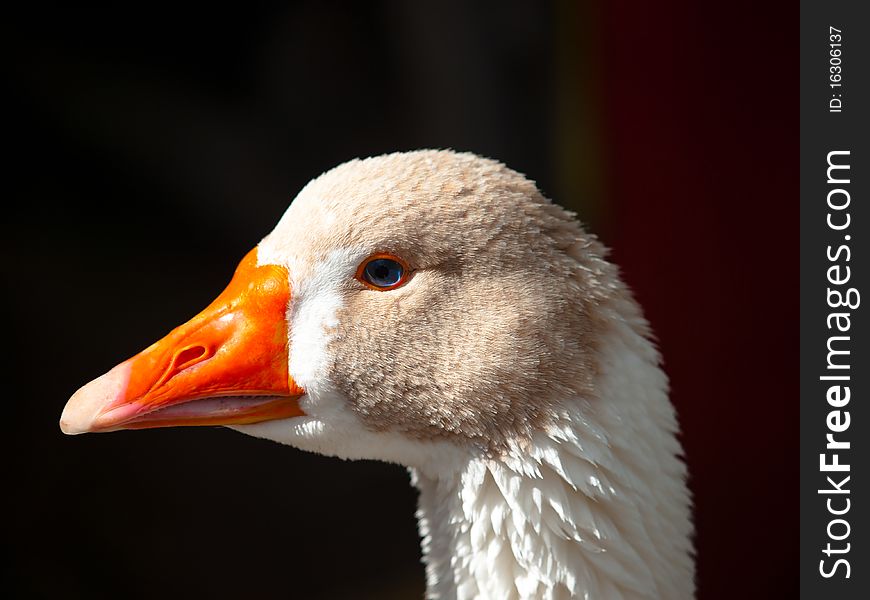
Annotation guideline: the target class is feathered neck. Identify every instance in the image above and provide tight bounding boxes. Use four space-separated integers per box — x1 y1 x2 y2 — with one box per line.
409 318 695 599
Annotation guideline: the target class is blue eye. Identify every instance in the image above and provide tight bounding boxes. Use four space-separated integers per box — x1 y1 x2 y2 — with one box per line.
360 256 406 289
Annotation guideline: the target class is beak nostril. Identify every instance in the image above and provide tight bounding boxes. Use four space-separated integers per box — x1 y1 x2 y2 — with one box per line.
151 344 212 390
172 345 210 371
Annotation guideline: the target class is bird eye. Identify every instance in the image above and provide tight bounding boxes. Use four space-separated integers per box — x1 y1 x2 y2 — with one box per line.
356 255 408 290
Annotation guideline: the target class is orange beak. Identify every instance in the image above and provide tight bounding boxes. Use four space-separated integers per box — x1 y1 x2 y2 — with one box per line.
60 248 304 434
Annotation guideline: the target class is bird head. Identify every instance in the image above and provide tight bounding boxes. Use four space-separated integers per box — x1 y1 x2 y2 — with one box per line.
60 150 614 471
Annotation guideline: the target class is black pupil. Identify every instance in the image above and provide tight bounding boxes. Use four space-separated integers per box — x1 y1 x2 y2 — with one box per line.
364 258 403 287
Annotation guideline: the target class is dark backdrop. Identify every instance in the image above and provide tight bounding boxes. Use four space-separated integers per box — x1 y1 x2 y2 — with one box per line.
5 2 796 598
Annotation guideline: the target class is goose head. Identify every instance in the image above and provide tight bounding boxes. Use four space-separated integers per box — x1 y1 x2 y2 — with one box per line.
61 150 605 465
61 150 693 598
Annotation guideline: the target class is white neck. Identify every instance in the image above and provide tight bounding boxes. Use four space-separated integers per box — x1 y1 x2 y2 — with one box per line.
410 319 695 600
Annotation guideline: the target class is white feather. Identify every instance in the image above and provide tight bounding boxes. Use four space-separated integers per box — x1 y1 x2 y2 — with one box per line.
412 316 693 599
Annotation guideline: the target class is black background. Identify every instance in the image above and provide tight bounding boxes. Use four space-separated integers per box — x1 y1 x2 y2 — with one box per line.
5 2 796 598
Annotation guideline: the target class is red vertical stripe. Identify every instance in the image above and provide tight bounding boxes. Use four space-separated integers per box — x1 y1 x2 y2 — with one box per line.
596 2 798 598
